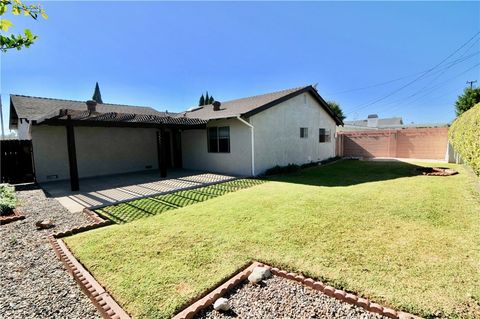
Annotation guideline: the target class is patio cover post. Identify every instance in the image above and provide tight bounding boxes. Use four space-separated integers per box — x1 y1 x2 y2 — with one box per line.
66 115 79 191
157 128 167 178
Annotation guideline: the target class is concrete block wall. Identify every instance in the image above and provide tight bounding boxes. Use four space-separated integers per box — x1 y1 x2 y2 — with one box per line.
338 127 449 160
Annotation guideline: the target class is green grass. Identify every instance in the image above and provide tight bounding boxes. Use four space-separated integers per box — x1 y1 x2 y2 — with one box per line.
95 179 265 223
65 160 480 319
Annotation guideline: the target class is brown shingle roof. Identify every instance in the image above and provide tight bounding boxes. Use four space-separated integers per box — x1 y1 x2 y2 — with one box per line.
180 85 343 125
10 95 171 126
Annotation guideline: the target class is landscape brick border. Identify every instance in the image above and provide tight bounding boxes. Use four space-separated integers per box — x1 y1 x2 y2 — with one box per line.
48 208 131 319
173 261 423 319
0 208 25 225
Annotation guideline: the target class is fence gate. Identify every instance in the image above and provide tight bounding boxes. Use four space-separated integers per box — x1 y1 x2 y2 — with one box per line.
1 140 35 184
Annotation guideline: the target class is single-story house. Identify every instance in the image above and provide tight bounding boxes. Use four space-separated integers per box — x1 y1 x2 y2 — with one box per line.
9 85 343 190
339 114 404 131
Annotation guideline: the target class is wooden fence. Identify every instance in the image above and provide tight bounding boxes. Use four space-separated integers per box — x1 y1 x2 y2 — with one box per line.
1 140 35 184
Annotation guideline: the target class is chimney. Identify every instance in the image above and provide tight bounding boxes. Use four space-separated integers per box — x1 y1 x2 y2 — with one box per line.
212 101 221 111
367 114 379 127
86 100 97 113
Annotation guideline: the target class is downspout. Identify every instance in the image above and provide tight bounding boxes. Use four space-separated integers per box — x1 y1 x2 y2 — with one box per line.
236 116 255 176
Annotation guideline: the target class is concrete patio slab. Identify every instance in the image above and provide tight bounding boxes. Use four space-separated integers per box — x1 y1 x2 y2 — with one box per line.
40 169 236 213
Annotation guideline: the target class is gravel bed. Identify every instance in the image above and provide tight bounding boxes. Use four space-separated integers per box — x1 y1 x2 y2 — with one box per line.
0 184 100 319
195 275 387 319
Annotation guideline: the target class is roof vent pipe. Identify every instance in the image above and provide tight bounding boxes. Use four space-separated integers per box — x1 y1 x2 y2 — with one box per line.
212 101 221 111
86 100 97 113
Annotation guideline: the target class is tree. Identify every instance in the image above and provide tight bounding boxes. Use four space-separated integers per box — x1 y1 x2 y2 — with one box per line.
0 0 48 52
205 92 209 105
92 82 103 103
327 100 346 121
198 94 205 106
198 91 215 106
455 86 480 116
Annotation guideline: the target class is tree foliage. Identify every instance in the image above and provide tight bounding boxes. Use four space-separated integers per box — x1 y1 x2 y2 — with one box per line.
449 102 480 175
455 86 480 116
0 0 48 52
198 91 215 106
327 100 346 121
92 82 103 103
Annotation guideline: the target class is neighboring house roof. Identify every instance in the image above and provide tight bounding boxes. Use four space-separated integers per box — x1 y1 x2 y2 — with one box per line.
9 95 171 128
344 117 404 127
181 85 343 125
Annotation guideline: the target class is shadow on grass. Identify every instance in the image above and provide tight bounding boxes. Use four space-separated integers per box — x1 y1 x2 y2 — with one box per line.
266 159 426 187
96 179 266 224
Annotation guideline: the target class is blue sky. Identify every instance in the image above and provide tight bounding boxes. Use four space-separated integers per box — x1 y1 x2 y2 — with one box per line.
1 1 479 132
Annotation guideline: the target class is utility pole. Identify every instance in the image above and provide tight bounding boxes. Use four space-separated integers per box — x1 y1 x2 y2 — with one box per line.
466 80 477 89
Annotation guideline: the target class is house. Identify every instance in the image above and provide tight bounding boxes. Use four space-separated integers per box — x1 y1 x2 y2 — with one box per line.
8 85 342 190
340 114 403 131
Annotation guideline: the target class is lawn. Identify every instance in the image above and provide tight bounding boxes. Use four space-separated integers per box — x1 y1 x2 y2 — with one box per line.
95 179 265 223
65 160 480 319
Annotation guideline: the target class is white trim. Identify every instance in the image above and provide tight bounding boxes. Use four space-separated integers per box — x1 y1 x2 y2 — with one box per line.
236 116 255 176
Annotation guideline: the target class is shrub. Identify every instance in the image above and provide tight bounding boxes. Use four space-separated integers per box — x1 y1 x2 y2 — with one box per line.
0 184 16 215
449 102 480 175
264 157 341 176
264 164 301 176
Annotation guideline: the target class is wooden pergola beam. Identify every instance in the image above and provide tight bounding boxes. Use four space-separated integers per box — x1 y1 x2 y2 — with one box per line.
66 116 79 191
157 128 167 178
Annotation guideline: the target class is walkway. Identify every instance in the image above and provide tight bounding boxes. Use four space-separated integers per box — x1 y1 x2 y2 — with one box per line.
40 170 236 213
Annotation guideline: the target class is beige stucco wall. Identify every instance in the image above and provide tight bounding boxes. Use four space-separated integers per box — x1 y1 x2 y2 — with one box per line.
250 92 337 175
32 125 159 183
31 125 70 182
181 118 252 176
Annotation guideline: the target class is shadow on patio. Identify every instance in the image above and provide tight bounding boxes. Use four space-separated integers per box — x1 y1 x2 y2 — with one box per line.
40 169 237 213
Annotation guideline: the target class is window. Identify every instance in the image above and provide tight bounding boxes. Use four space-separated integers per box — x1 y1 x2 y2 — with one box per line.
300 127 308 138
208 126 230 153
319 128 331 143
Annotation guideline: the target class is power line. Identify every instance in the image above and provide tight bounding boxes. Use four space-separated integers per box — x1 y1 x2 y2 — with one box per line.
382 62 480 114
363 50 480 111
347 31 480 114
334 50 479 96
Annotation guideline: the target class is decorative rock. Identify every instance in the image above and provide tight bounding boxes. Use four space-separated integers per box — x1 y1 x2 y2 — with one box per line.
248 271 263 284
195 275 393 319
213 298 230 311
248 266 272 284
35 219 55 229
3 185 100 319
